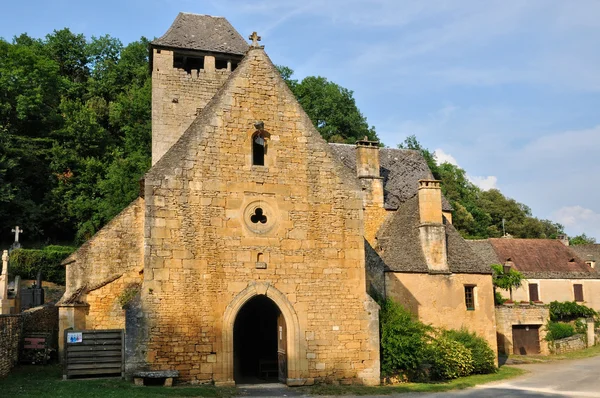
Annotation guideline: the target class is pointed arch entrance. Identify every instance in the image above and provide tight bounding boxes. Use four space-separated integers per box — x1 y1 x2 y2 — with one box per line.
221 283 305 386
233 295 284 383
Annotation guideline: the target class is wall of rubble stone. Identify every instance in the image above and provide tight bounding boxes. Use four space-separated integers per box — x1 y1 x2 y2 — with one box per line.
0 315 22 378
550 334 586 354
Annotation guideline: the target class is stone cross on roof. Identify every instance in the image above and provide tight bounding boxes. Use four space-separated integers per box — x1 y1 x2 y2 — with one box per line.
11 226 22 243
249 31 261 47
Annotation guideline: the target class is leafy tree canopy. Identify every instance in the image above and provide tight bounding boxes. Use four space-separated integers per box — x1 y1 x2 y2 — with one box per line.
277 66 379 144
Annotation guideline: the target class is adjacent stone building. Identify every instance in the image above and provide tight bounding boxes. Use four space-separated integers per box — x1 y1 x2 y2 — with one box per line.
58 12 498 386
470 238 600 311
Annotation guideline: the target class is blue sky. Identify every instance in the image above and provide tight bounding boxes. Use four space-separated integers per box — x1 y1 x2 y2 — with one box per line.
2 0 600 240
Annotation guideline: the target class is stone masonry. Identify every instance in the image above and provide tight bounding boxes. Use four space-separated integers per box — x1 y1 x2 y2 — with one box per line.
140 47 380 385
152 49 234 165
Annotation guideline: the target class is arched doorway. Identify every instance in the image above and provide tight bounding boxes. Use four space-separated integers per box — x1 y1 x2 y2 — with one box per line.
233 295 287 384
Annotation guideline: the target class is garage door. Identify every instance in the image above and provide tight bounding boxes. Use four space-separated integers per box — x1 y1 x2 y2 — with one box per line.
512 325 540 355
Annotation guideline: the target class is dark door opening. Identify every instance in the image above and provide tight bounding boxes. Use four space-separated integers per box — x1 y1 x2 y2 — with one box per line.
234 295 285 384
512 325 540 355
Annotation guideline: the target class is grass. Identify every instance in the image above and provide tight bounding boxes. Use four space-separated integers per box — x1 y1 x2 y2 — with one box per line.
298 366 526 395
1 364 526 397
0 365 236 398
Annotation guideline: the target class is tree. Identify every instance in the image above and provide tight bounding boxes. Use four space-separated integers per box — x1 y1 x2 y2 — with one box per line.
569 233 597 246
491 264 525 301
277 66 378 144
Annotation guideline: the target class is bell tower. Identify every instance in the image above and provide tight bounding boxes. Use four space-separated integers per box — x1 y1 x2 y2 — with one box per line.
150 13 248 164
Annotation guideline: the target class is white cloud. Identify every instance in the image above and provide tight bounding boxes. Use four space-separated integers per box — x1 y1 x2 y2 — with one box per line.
433 149 497 191
469 176 498 191
553 206 600 240
433 149 458 166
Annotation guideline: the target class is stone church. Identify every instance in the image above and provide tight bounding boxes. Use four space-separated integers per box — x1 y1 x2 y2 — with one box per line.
58 12 496 386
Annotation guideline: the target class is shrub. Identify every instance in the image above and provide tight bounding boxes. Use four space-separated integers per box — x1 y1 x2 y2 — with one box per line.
427 336 474 380
442 328 496 374
545 321 575 341
549 301 597 322
8 246 75 285
494 291 507 305
380 299 432 377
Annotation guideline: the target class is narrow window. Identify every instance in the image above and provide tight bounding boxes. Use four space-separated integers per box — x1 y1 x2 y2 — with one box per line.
464 286 475 310
252 132 265 166
215 58 228 70
574 284 584 302
529 283 539 302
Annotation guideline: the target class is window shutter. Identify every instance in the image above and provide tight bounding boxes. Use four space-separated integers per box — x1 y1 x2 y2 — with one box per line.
574 284 584 302
528 283 539 302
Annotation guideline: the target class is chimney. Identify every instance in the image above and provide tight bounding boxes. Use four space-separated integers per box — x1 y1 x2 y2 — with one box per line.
417 180 448 272
356 137 384 208
557 234 569 246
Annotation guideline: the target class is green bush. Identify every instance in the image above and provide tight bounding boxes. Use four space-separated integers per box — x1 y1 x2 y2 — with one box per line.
549 301 597 322
494 291 507 305
442 328 497 374
545 321 575 341
427 336 474 380
8 246 75 285
380 299 432 377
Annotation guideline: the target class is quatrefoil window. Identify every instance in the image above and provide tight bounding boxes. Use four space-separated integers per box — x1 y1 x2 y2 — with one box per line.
250 208 267 224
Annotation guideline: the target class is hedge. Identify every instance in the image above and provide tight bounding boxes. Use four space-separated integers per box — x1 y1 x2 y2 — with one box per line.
549 301 597 322
8 246 75 285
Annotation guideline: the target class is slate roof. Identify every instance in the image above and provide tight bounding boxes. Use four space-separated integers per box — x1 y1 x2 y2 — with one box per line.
151 12 248 55
376 196 491 274
569 244 600 263
329 144 452 211
467 239 600 279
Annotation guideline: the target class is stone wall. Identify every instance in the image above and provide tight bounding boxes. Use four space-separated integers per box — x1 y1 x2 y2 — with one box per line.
0 315 22 378
22 304 58 333
386 272 497 358
141 47 380 385
550 334 586 354
495 304 550 355
152 49 232 165
58 198 144 355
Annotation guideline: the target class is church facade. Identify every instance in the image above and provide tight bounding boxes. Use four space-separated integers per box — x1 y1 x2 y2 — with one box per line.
59 13 380 386
58 12 497 385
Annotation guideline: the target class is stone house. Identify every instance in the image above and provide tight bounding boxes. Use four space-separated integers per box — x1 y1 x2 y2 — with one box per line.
58 12 497 385
469 238 600 311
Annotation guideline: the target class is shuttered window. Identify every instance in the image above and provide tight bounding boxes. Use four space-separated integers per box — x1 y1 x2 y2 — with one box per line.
529 283 539 302
574 284 584 302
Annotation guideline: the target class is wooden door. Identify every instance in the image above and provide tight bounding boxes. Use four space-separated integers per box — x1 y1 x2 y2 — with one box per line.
512 325 540 355
277 312 287 383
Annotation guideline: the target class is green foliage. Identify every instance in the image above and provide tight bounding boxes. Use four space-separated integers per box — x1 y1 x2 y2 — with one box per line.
545 321 575 341
427 336 474 380
442 328 496 374
395 136 569 239
0 32 151 245
8 245 75 284
569 233 597 246
379 299 432 377
491 264 525 300
277 66 379 144
494 291 507 305
549 301 597 322
118 283 141 307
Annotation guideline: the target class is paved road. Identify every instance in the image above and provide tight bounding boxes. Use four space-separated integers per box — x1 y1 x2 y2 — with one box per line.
238 354 600 397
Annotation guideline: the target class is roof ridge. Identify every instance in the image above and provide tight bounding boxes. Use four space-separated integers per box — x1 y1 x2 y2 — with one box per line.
179 12 226 19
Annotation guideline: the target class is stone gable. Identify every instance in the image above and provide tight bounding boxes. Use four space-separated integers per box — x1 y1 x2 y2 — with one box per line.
139 47 380 385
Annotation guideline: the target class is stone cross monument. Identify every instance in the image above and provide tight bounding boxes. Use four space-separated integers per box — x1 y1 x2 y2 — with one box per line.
11 226 23 250
0 250 10 314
